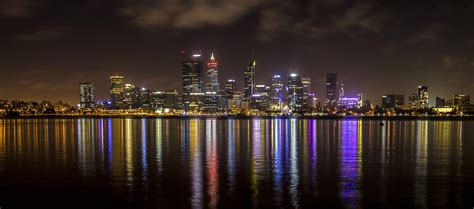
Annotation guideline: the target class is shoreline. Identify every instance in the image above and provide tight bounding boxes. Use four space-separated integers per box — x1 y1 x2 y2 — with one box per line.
1 114 474 120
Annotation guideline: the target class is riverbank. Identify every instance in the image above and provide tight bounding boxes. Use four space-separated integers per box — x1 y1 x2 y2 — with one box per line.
1 114 474 120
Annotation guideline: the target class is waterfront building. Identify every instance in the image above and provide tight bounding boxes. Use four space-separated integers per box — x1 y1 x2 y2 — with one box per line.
301 77 312 111
270 74 284 110
225 79 237 99
340 97 360 109
418 86 429 109
244 58 256 100
205 53 220 93
357 94 363 108
79 82 95 109
453 94 470 110
109 74 124 108
381 94 405 109
139 87 152 108
152 90 179 112
288 73 304 113
123 83 137 108
435 97 446 108
182 53 204 111
409 93 419 109
326 73 337 106
203 91 219 113
251 84 270 112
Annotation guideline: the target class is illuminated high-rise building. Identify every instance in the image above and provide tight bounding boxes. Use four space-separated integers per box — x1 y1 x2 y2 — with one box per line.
409 93 419 109
270 74 284 110
79 82 95 109
287 73 304 113
251 84 271 111
302 77 311 94
244 58 256 100
326 73 337 106
109 74 124 108
205 53 220 93
182 52 204 110
418 86 429 109
225 79 237 99
453 94 470 110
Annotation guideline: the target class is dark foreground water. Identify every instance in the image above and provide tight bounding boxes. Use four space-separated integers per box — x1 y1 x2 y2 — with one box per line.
0 118 473 209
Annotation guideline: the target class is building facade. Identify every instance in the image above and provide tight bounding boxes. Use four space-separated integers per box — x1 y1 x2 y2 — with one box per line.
80 82 95 109
288 74 304 113
182 53 204 111
326 73 338 106
109 74 124 108
418 86 429 109
205 53 220 93
244 59 256 100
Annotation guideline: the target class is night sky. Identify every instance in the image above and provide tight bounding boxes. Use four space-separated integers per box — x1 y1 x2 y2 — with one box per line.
1 0 474 105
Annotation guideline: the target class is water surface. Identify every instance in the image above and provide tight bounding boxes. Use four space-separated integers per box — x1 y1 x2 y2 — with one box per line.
0 118 472 208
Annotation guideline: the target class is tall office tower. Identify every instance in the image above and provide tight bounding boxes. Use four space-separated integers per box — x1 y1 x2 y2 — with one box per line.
123 83 136 108
244 58 256 100
271 74 284 108
182 52 204 110
302 77 311 95
453 94 470 110
110 74 125 108
326 73 338 106
301 77 311 109
418 86 429 109
409 93 419 109
79 82 95 109
225 79 237 99
251 84 271 111
205 53 220 93
287 73 304 113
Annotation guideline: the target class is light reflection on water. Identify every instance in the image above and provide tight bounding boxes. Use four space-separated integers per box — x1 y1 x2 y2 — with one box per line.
0 118 472 209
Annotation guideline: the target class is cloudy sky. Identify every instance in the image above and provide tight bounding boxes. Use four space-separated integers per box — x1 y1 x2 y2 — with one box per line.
1 0 473 105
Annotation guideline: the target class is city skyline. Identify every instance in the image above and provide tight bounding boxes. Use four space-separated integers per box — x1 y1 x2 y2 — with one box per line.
2 50 473 109
1 1 474 104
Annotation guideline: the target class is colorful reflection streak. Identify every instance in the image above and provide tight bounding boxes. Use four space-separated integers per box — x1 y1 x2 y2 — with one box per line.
0 118 470 209
339 119 362 208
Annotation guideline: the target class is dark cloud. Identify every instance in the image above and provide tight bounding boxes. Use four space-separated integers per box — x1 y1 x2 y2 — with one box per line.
120 0 264 28
14 29 63 42
0 0 32 17
257 1 387 41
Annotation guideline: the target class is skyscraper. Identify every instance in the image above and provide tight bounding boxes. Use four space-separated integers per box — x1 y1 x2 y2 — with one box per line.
244 58 256 100
251 84 271 111
288 73 304 113
301 77 312 111
79 82 95 109
326 73 337 106
408 93 419 109
182 53 204 110
109 74 124 108
225 79 237 99
453 94 470 110
271 74 284 109
205 53 220 93
418 86 429 109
